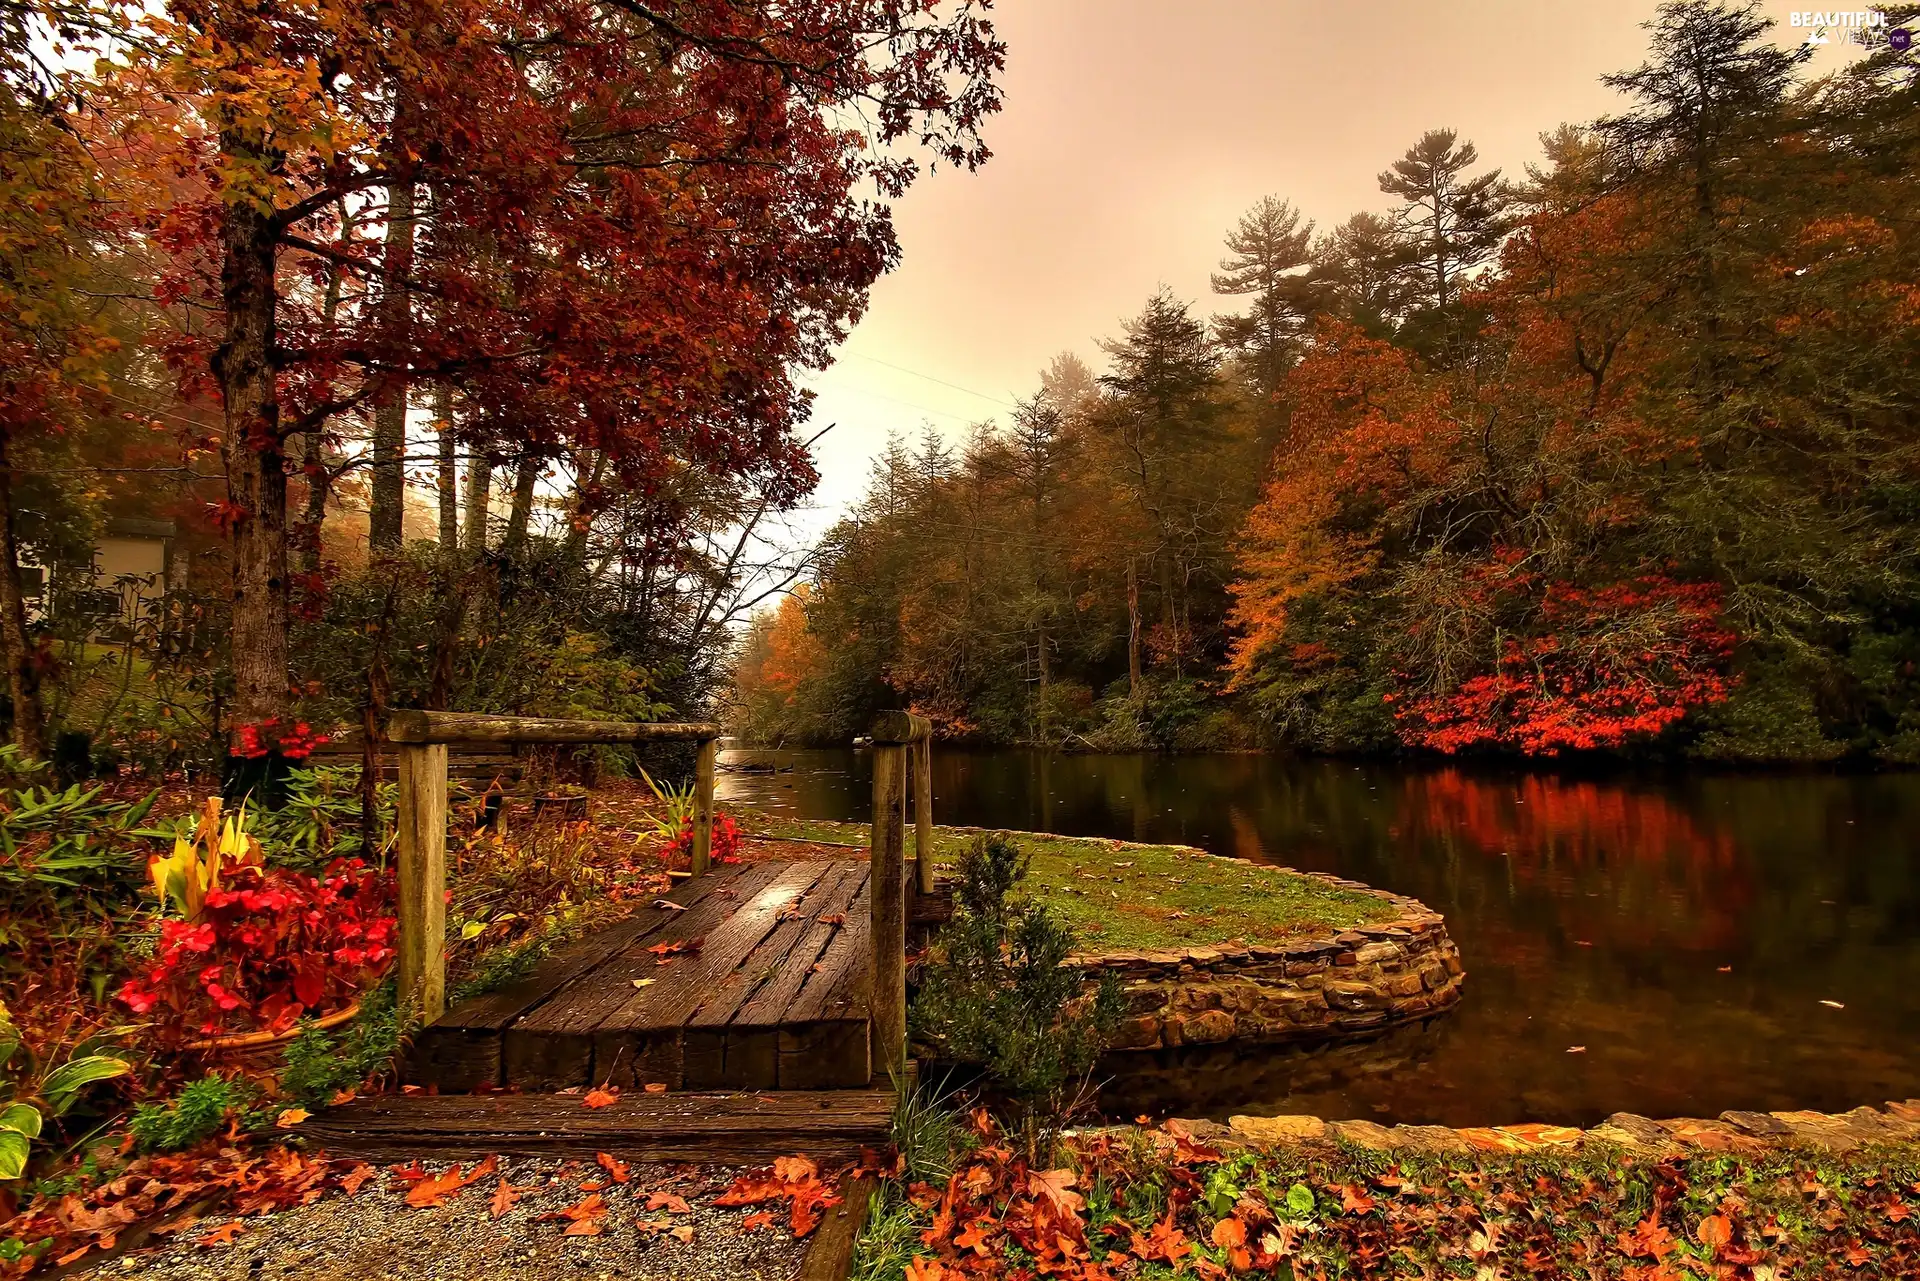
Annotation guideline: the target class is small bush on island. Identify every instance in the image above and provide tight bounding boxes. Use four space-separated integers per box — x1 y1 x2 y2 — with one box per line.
911 833 1122 1152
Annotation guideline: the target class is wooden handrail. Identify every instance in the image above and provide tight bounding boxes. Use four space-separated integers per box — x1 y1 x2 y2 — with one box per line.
388 710 723 745
866 712 932 1080
388 710 720 1023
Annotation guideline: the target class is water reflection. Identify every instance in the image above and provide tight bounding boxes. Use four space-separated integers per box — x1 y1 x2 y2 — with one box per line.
720 750 1920 1126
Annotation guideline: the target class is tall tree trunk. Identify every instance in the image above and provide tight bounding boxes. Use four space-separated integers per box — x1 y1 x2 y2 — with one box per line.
217 164 291 738
1034 620 1050 743
434 384 458 551
502 450 538 556
367 168 415 552
462 453 491 554
1125 558 1143 701
0 434 47 758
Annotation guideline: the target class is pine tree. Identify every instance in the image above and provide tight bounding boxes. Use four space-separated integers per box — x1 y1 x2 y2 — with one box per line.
1377 129 1508 314
1210 196 1315 398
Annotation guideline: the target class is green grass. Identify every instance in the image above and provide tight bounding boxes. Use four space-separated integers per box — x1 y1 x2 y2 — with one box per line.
751 818 1399 952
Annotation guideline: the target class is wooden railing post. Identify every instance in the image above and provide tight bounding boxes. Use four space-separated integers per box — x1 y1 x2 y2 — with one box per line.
914 735 934 895
690 734 717 877
396 741 450 1023
868 711 928 1081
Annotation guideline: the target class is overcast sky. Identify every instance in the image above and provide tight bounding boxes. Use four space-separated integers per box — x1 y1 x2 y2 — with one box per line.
789 0 1872 534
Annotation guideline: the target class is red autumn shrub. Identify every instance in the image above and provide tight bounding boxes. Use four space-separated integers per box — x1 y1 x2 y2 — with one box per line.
663 813 742 865
118 860 396 1039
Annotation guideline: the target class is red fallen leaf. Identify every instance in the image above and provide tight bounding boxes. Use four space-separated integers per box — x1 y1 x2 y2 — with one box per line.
389 1161 429 1185
583 1087 619 1109
647 1190 691 1214
577 1179 608 1193
741 1210 777 1230
819 913 847 925
406 1156 497 1209
549 1192 608 1236
596 1152 631 1184
339 1164 377 1196
1845 1244 1871 1268
197 1221 246 1247
489 1179 526 1219
1339 1183 1376 1214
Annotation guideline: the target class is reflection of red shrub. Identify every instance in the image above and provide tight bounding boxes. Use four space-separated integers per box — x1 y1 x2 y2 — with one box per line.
1397 576 1735 755
664 814 742 865
119 860 395 1038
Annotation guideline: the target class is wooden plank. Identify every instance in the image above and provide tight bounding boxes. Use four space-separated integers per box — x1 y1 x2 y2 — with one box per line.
301 1089 895 1167
796 1173 879 1281
690 735 717 876
396 743 450 1022
868 711 931 744
388 710 721 746
502 861 787 1090
779 878 874 1089
594 861 834 1088
409 867 750 1090
690 863 869 1089
869 741 907 1079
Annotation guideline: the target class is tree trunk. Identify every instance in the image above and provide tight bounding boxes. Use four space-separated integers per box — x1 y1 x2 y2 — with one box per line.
502 450 539 556
367 170 416 552
462 453 491 554
0 434 47 758
217 164 291 737
434 383 458 551
1125 559 1143 701
1034 620 1050 742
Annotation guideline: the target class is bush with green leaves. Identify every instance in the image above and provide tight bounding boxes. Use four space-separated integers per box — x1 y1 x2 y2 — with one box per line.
277 981 409 1109
911 833 1122 1148
0 1001 131 1181
247 766 394 869
126 1073 266 1153
0 782 165 958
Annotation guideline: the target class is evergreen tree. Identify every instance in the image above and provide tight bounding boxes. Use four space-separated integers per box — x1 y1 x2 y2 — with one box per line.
1377 129 1508 315
1210 196 1316 398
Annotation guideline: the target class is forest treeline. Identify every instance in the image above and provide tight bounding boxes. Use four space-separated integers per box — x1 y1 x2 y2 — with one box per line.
733 3 1920 763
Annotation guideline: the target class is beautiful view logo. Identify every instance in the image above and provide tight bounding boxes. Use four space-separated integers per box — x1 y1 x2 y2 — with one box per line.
1789 9 1888 44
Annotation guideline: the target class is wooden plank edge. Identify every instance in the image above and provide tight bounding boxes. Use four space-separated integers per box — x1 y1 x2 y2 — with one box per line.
797 1172 879 1281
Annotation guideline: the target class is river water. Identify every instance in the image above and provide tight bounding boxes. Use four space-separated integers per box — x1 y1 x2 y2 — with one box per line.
718 748 1920 1127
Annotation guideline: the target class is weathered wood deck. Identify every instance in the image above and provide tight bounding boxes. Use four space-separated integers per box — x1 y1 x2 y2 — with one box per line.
411 859 878 1093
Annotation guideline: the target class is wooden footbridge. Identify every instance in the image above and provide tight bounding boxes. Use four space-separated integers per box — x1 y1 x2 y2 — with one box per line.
308 709 937 1166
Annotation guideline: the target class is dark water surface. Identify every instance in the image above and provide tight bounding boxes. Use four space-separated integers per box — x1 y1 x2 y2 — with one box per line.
719 749 1920 1127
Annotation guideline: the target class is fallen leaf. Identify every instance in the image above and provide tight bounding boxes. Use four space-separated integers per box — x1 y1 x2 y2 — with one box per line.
1698 1213 1733 1253
329 1088 357 1106
583 1087 619 1109
1028 1168 1085 1216
1567 1046 1587 1054
596 1152 631 1184
1717 966 1733 973
819 913 847 925
774 1155 818 1184
741 1210 777 1230
643 1082 669 1094
274 1107 310 1128
647 1190 691 1214
630 978 657 989
196 1221 246 1247
1821 999 1846 1009
652 898 687 911
339 1164 377 1196
669 1225 695 1243
489 1179 525 1219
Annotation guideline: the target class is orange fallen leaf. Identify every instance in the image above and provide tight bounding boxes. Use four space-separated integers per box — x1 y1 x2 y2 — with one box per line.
583 1087 619 1109
741 1210 777 1230
669 1225 696 1243
596 1152 631 1184
339 1164 377 1196
647 1190 691 1214
197 1221 246 1247
274 1107 310 1128
643 1082 669 1094
489 1179 525 1219
819 913 847 925
1698 1213 1732 1253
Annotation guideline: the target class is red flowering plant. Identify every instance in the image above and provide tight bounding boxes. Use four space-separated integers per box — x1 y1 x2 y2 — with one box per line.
664 813 743 866
118 800 396 1040
231 718 328 761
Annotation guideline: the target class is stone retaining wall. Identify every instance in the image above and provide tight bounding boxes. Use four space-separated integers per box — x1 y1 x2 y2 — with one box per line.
1069 864 1465 1053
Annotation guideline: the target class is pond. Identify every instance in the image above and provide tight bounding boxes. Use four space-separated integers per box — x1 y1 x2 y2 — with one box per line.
718 748 1920 1128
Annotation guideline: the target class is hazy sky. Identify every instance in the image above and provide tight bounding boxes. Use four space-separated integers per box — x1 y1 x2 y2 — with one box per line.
790 0 1869 533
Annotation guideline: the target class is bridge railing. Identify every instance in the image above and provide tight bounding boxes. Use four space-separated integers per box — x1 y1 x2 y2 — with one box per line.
865 711 932 1079
385 710 721 1021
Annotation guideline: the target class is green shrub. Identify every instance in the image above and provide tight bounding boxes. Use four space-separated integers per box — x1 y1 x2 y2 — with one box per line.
278 981 409 1108
126 1073 264 1152
911 834 1122 1151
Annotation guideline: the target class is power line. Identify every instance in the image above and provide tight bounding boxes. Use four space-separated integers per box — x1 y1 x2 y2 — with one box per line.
842 353 1020 410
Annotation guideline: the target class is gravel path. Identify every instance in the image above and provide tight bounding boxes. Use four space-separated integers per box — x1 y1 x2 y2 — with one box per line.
83 1159 807 1281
